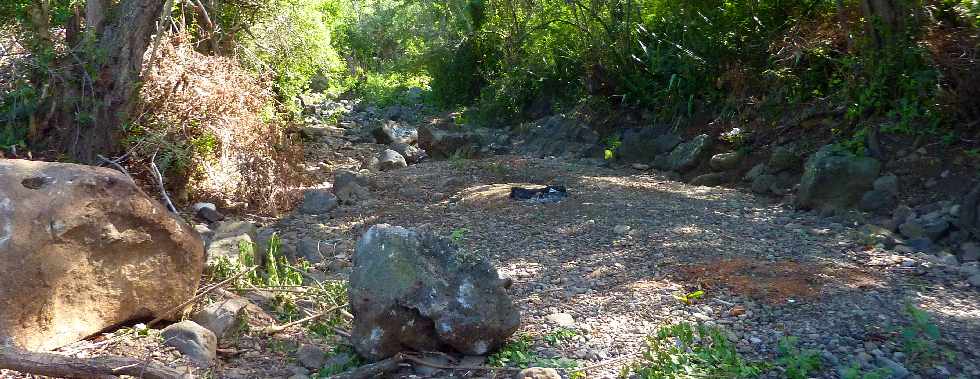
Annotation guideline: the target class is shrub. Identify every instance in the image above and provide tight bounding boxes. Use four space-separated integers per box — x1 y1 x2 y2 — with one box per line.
131 34 308 215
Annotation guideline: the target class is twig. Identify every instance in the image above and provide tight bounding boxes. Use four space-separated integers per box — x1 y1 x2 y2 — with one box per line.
147 266 257 327
96 154 134 183
401 355 519 372
258 304 347 334
149 152 178 214
329 355 402 379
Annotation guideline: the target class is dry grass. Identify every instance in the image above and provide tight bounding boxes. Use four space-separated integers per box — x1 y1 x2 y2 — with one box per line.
130 33 308 215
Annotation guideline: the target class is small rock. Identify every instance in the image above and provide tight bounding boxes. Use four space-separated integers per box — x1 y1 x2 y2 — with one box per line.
323 352 355 371
744 163 767 182
193 202 224 223
936 252 959 267
860 190 897 212
162 321 217 366
545 312 576 328
378 149 408 171
690 172 727 187
296 344 327 370
613 225 631 235
631 163 651 170
516 367 561 379
191 297 250 339
899 219 950 241
875 356 909 378
391 142 427 164
299 189 338 214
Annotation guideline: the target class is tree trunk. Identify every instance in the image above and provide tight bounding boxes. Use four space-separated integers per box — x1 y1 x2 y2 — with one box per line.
31 0 165 163
860 0 906 48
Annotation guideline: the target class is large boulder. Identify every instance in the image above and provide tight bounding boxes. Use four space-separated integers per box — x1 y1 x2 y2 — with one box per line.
515 115 600 158
616 127 680 163
797 145 881 212
654 134 712 172
0 160 204 351
418 125 485 159
348 225 519 361
958 185 980 238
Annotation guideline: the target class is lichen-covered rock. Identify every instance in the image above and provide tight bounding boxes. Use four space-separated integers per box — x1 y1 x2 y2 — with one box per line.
348 224 519 361
654 134 712 172
0 159 204 351
797 145 881 212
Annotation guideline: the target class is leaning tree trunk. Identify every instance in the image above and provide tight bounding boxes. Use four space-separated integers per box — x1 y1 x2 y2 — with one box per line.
31 0 165 163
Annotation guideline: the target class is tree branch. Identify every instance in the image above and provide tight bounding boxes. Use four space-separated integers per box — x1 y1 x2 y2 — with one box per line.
0 347 189 379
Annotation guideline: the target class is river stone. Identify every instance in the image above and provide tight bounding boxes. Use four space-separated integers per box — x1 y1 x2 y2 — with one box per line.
299 189 339 214
0 159 204 351
391 142 427 164
162 321 217 366
797 145 881 212
348 224 520 361
378 149 408 171
709 152 742 171
192 297 250 339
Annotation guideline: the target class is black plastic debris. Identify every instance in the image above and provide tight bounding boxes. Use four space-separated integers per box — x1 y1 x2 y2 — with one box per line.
510 185 567 204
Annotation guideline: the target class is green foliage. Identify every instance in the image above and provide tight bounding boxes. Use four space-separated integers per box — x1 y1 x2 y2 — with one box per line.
450 228 470 243
776 336 822 379
898 304 949 367
207 233 306 289
318 346 364 377
488 334 578 370
625 322 765 379
543 327 579 347
603 135 622 161
840 364 893 379
673 290 705 305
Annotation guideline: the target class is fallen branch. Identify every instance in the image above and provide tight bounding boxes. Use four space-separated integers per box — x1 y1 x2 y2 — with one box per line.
0 346 189 379
258 304 347 334
147 266 257 327
149 152 177 214
401 354 519 373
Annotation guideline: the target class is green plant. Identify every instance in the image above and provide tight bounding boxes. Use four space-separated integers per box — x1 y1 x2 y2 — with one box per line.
603 135 622 161
318 346 364 377
673 290 705 305
840 364 892 379
488 335 578 370
776 336 822 379
898 304 949 367
450 228 470 243
625 322 765 378
543 327 579 347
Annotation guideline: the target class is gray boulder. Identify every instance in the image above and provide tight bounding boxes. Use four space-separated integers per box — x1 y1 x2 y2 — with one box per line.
162 321 217 366
859 190 897 213
372 121 417 145
709 152 742 172
797 145 881 212
873 175 900 195
378 149 408 171
418 125 485 159
191 297 250 339
768 146 802 173
654 134 712 172
517 115 600 158
751 174 776 194
744 163 767 182
957 185 980 238
348 224 519 361
299 189 339 214
616 127 680 162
